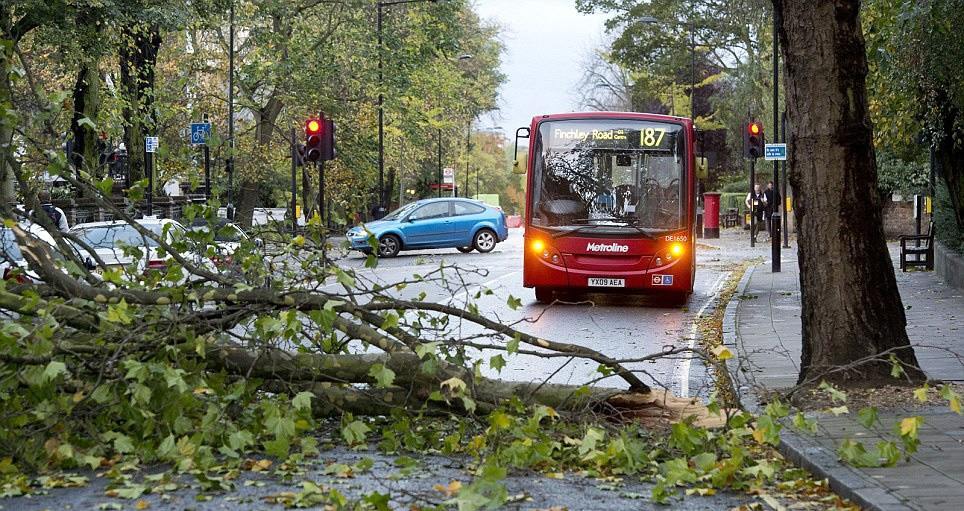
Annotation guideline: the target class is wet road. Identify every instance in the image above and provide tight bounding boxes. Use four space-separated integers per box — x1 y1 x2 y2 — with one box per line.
329 230 735 397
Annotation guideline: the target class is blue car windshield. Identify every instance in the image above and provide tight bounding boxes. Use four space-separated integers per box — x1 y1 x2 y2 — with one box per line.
381 203 419 221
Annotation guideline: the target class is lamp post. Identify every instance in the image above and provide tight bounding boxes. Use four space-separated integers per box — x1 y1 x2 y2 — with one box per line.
377 0 442 218
226 0 236 219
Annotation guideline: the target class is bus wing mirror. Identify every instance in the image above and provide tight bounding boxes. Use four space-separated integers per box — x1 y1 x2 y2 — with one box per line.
697 157 709 180
513 127 530 175
513 159 527 175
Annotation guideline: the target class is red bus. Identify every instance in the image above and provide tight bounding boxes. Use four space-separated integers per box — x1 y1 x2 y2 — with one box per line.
514 112 697 304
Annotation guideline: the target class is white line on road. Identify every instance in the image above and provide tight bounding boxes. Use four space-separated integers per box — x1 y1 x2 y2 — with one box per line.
676 271 729 398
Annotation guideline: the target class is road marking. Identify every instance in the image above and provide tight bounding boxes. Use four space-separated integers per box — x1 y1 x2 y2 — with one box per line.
676 271 729 398
443 271 520 306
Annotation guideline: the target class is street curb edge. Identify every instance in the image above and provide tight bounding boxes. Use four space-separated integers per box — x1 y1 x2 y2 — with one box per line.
721 263 912 511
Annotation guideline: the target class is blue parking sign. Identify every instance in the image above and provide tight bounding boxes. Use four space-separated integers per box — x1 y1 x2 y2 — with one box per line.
190 123 211 145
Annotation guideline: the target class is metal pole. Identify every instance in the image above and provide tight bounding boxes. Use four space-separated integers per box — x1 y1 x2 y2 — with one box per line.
203 113 211 201
227 0 235 220
377 2 385 216
771 11 780 272
146 140 153 216
782 111 789 248
749 158 755 247
319 160 325 229
290 127 297 233
437 128 442 198
465 119 470 197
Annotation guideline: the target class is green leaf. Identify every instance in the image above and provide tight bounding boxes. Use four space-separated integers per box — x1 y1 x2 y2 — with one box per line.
506 295 522 310
857 407 879 428
368 364 396 388
264 437 290 459
292 391 314 411
76 117 96 129
341 420 371 446
42 361 69 383
506 334 520 354
488 354 506 373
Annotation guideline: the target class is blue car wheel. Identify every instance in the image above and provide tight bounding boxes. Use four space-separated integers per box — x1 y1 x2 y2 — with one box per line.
472 229 497 253
378 234 401 257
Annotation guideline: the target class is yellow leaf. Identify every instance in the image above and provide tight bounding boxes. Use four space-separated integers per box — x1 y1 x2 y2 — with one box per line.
899 416 922 437
433 480 462 497
950 395 961 415
828 405 849 416
711 345 733 361
136 500 150 510
913 385 929 402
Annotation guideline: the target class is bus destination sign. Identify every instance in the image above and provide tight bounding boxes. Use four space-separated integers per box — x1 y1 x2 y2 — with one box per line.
549 122 676 151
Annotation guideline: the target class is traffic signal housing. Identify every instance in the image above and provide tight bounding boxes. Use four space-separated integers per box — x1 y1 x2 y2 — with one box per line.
305 118 324 162
304 116 336 163
744 121 764 159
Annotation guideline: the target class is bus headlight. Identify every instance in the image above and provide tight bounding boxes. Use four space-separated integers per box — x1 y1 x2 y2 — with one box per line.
531 239 545 254
670 242 684 257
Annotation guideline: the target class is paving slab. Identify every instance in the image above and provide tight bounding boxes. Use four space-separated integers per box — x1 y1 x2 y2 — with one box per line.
715 229 964 511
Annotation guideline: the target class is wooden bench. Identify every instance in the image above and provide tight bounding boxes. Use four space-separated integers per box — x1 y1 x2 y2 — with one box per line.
723 208 740 228
899 221 934 271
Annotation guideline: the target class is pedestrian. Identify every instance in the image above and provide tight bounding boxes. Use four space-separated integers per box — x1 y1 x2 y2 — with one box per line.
745 184 767 242
31 190 69 232
763 181 777 237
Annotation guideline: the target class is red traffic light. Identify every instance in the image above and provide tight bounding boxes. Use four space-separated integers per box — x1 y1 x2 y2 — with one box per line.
748 122 762 135
306 119 322 134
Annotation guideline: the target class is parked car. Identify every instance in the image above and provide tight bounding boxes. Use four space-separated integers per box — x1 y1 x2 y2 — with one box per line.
1 224 56 283
187 217 262 269
346 198 508 257
70 217 214 279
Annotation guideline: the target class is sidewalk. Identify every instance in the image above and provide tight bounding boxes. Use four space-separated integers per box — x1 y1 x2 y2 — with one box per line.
720 231 964 511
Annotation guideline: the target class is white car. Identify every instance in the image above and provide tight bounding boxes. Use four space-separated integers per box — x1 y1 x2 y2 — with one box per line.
187 218 261 269
70 217 215 280
1 223 57 283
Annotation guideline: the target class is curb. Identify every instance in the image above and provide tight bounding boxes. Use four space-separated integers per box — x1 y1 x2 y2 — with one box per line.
721 264 913 511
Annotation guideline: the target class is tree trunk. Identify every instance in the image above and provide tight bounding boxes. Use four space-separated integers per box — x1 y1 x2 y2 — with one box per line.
70 62 101 183
774 0 924 385
119 25 161 185
0 40 16 202
932 91 964 231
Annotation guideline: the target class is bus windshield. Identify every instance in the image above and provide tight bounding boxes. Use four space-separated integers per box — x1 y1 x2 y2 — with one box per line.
531 119 686 234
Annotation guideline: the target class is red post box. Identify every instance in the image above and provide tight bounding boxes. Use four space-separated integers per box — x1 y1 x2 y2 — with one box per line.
703 192 721 238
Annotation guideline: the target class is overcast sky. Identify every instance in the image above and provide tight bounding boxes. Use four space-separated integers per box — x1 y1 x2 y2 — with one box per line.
472 0 611 136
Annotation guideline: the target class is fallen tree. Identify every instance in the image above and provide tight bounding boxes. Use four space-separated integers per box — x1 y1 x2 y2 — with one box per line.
0 172 733 472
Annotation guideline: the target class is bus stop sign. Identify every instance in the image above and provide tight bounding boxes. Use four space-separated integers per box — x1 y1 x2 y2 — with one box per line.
764 143 787 161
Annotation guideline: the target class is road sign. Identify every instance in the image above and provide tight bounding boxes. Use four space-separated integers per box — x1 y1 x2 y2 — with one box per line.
764 143 787 160
145 136 159 153
191 123 211 145
443 167 455 184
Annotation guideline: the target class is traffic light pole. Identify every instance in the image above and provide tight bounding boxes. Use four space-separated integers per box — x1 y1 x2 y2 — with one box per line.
771 11 781 273
146 140 153 217
203 113 211 201
290 127 297 234
318 159 325 230
749 158 755 248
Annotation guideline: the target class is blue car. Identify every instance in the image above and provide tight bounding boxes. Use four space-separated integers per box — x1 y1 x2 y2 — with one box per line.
346 198 509 257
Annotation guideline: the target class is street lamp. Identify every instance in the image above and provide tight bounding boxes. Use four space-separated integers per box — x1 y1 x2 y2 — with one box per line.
639 16 695 121
458 53 474 198
377 0 443 218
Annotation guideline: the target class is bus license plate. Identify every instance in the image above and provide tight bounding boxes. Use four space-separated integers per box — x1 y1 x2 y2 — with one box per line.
589 277 625 288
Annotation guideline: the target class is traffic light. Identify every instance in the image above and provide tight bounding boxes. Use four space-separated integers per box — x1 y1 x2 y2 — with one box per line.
304 116 336 162
305 118 324 162
744 121 764 159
